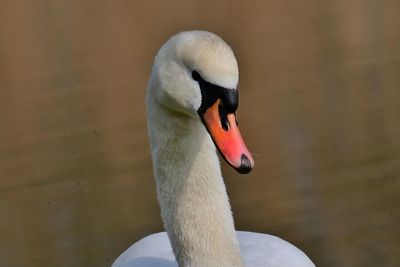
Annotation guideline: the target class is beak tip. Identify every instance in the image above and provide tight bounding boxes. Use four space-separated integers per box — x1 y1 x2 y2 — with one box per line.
236 154 254 174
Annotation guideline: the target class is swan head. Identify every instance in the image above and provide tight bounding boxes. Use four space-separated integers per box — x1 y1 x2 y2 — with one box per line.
150 30 254 174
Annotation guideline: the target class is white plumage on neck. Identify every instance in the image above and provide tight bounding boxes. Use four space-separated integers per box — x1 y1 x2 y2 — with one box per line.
147 82 244 267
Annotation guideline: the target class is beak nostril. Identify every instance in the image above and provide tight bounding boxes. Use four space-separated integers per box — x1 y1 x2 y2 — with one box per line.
218 103 230 131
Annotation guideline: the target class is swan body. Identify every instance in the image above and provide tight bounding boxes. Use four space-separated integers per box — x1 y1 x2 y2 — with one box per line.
112 31 315 267
112 232 314 267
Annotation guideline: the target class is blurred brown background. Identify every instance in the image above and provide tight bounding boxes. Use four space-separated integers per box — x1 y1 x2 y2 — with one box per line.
1 1 399 267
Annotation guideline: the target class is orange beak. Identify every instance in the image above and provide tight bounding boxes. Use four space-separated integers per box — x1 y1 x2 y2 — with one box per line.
201 99 254 174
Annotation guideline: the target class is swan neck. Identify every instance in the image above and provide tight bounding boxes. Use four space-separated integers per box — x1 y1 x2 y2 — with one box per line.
147 100 244 267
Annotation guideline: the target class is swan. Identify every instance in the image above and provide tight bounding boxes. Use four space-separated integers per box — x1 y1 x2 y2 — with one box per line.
112 31 315 267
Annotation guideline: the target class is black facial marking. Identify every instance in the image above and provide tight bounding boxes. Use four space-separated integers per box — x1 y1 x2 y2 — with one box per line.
192 70 201 82
192 71 238 115
218 103 229 131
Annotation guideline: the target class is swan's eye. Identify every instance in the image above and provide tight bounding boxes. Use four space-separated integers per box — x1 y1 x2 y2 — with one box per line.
192 71 201 82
